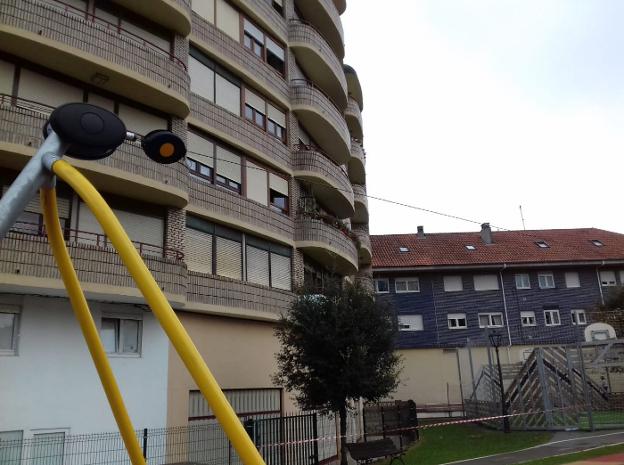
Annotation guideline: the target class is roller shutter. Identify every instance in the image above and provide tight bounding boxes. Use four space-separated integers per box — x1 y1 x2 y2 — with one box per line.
216 235 242 280
246 245 270 286
270 253 291 290
185 228 213 274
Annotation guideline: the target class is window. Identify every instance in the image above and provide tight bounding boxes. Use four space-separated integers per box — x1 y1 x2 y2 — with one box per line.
473 275 499 291
448 313 467 329
538 272 555 289
189 48 241 115
215 146 242 193
246 235 292 290
591 240 604 247
0 430 23 463
521 311 536 327
571 309 587 325
443 276 463 292
535 240 550 248
544 308 561 326
515 273 531 290
600 270 617 287
395 278 420 293
187 131 214 181
465 245 476 250
243 18 286 75
244 89 287 142
375 279 389 294
269 172 289 214
0 305 20 355
478 312 504 328
101 317 141 355
565 272 581 288
270 0 283 15
399 246 409 253
398 315 424 331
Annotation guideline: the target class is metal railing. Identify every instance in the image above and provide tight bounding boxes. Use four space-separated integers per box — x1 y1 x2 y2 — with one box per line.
8 220 184 261
290 79 343 115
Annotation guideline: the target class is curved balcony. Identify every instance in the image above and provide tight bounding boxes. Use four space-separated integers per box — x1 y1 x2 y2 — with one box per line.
0 225 187 305
344 64 364 111
187 272 294 320
189 93 291 173
0 0 190 118
289 20 348 109
0 96 188 207
290 80 350 165
352 184 369 223
294 0 344 59
295 215 358 275
188 177 294 244
355 268 374 293
333 0 347 14
345 97 363 140
233 0 287 41
292 145 354 219
112 0 192 36
192 13 288 107
352 225 372 265
348 140 366 185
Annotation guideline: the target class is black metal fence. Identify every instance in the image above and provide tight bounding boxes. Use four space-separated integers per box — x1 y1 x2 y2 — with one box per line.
362 400 419 450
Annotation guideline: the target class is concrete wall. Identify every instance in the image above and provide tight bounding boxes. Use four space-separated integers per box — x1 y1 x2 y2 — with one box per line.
166 312 296 427
0 294 169 437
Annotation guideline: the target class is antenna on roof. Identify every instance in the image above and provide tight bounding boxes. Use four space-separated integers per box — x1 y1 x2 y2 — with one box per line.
519 205 526 230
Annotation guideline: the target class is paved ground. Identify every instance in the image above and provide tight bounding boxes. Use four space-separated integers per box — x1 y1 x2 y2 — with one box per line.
444 430 624 465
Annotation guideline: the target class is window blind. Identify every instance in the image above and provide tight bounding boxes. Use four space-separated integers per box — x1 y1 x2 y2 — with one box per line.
216 146 241 182
118 104 167 136
215 74 241 115
189 56 215 101
188 132 215 167
267 103 286 127
216 0 240 41
246 160 268 205
269 173 288 196
246 245 270 286
216 236 242 279
270 253 291 290
245 89 265 113
185 227 213 274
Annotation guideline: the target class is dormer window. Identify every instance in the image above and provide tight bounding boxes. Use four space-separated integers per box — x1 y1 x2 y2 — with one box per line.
591 240 604 247
465 245 476 250
535 241 550 249
399 247 409 253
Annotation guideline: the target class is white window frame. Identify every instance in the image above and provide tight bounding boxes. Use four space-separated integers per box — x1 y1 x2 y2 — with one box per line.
447 313 467 330
571 309 587 326
0 305 20 356
520 311 536 327
100 314 143 357
515 273 531 290
374 278 389 294
478 312 504 328
544 309 561 326
443 275 463 292
600 270 617 287
473 274 499 291
538 272 555 289
395 277 420 293
398 315 424 331
565 272 581 288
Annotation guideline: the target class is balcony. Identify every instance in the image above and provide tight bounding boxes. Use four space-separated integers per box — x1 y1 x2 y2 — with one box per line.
112 0 192 36
289 20 348 109
348 140 366 185
0 0 190 117
344 64 363 111
352 184 369 223
187 272 294 320
192 13 288 106
290 80 350 165
292 145 354 219
0 224 187 305
345 97 363 140
0 96 189 207
188 177 294 244
189 93 291 173
333 0 346 14
352 225 372 265
295 215 358 275
294 0 344 59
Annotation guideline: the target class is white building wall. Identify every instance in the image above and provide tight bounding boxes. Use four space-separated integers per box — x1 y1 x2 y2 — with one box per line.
0 294 169 437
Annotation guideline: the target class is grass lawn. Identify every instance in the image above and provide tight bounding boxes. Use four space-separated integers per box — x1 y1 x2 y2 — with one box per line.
510 443 624 465
578 411 624 430
398 424 552 465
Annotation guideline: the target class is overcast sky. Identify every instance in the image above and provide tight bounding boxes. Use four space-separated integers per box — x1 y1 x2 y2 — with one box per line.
342 1 624 236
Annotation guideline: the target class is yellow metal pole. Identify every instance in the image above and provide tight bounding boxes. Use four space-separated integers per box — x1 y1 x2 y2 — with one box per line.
51 160 266 465
40 187 147 465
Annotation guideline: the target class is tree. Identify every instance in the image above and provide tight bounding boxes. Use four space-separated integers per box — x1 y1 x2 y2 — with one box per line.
273 280 402 465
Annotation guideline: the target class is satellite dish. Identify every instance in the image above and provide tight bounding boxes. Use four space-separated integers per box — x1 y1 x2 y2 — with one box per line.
44 103 126 160
141 130 186 164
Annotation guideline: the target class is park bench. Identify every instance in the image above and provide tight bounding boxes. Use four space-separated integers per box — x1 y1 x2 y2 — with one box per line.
346 438 405 465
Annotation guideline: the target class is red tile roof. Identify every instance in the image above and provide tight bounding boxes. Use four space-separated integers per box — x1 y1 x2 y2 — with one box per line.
371 228 624 269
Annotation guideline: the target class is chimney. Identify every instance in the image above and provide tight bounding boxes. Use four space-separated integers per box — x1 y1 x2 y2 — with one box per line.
481 223 493 244
417 225 425 239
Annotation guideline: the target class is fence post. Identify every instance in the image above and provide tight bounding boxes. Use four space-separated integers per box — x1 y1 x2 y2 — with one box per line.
142 428 148 460
578 342 595 431
536 348 554 428
312 412 319 465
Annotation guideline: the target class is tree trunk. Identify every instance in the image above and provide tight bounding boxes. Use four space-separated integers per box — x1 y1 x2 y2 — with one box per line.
339 405 348 465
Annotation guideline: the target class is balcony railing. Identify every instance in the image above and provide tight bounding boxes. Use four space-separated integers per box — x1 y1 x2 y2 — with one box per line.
1 0 189 97
8 221 184 260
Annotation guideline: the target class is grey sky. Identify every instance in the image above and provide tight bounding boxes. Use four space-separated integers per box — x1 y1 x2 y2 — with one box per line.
342 1 624 235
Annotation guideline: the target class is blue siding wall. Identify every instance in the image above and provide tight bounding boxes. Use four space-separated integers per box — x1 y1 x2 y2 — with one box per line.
376 266 615 349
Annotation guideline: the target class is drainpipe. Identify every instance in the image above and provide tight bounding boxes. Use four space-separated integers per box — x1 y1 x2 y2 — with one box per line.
596 261 605 305
499 265 513 350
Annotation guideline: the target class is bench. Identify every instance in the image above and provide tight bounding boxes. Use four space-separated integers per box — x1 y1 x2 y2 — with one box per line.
346 438 405 465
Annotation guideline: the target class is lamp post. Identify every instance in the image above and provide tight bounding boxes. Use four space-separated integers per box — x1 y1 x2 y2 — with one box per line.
489 331 510 433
